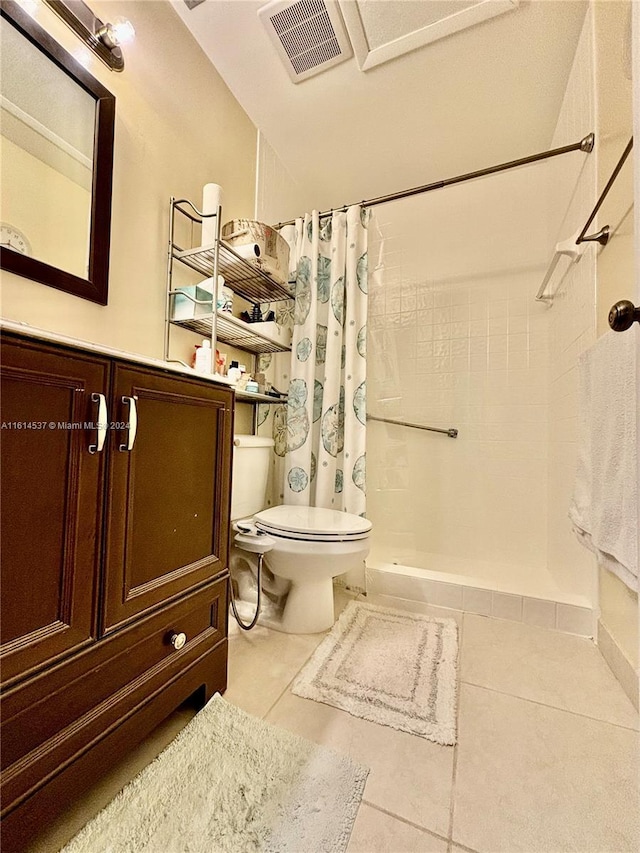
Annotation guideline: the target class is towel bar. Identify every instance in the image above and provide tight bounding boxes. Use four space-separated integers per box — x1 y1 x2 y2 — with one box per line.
367 415 458 438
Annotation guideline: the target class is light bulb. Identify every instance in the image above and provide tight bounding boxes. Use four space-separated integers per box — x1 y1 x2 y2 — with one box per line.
96 18 134 49
111 17 135 45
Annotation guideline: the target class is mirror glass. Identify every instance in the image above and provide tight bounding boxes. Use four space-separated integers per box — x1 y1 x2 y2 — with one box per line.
0 1 114 305
1 15 95 278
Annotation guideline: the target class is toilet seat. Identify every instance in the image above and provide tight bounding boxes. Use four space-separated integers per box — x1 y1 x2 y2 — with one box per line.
254 505 372 543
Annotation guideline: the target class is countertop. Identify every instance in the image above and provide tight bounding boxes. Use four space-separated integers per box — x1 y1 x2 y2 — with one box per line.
0 319 235 388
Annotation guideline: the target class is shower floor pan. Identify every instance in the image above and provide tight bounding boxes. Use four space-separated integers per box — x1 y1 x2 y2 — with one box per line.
365 550 594 637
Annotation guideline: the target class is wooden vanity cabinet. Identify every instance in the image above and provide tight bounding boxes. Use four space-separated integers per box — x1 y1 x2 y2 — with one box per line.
0 332 234 853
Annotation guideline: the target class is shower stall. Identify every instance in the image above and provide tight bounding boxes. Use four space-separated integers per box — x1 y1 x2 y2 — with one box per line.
365 16 599 634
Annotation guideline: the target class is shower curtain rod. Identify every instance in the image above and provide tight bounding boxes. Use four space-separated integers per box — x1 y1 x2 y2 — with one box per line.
576 136 633 245
275 133 595 228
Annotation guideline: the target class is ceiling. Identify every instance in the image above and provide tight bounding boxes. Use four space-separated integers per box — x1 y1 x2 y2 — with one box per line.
172 0 588 212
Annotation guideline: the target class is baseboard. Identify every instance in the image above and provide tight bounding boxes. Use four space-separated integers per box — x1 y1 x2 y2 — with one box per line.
597 620 639 711
366 565 593 636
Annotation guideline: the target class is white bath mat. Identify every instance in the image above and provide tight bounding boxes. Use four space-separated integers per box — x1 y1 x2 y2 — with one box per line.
292 601 459 745
62 694 368 853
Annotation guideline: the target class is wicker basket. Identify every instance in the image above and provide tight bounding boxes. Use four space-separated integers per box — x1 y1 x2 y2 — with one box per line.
221 219 290 287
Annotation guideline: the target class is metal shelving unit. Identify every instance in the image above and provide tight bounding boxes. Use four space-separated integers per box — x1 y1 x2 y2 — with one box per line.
174 242 292 304
172 310 290 355
235 389 287 405
165 197 293 417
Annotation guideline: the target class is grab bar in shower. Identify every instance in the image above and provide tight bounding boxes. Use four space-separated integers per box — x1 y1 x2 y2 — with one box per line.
367 415 458 438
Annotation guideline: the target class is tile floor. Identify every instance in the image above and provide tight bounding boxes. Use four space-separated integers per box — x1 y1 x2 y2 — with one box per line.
31 590 639 853
230 591 639 853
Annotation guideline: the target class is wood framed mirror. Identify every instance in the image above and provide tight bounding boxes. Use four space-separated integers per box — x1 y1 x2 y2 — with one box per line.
0 0 115 305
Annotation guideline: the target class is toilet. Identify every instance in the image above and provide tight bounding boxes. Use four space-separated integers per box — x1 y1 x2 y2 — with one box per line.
230 435 372 634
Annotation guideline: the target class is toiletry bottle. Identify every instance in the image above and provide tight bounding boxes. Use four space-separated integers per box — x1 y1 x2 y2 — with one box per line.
215 350 227 376
194 339 212 373
227 360 242 383
236 365 249 391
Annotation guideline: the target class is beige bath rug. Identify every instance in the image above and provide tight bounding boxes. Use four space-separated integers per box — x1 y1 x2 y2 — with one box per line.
292 600 459 745
62 694 368 853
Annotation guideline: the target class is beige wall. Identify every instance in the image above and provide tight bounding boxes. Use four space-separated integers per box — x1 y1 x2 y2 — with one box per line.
593 0 638 678
0 0 257 368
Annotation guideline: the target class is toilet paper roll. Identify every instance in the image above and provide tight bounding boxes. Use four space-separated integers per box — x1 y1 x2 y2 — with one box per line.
228 242 261 260
201 183 223 246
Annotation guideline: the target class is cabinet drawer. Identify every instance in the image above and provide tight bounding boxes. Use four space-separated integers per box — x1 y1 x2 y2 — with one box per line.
1 577 228 816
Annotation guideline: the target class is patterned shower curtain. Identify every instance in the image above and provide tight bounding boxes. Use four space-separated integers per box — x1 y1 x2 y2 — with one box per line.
276 206 368 517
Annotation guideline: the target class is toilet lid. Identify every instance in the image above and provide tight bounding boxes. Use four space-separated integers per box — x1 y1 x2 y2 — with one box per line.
254 506 372 542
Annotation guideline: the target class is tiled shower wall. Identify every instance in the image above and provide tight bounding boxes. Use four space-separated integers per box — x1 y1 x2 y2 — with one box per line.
366 168 552 571
367 6 598 606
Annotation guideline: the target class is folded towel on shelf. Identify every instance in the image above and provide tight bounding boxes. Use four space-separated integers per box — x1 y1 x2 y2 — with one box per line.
569 327 639 591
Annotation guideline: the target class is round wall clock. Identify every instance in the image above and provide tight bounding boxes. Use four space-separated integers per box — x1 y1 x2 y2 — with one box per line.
0 223 32 257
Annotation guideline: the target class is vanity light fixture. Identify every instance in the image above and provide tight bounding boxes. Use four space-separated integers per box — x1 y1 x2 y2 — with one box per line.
43 0 134 71
95 17 134 51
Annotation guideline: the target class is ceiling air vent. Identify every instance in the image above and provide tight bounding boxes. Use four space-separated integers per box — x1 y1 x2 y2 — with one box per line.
258 0 352 83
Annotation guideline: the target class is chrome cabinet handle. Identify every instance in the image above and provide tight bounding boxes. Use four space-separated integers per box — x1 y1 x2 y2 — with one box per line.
119 396 138 452
169 632 187 650
88 393 108 454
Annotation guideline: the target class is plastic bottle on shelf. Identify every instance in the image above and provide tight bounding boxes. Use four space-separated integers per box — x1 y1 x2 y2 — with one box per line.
194 339 212 373
215 349 227 376
227 360 242 383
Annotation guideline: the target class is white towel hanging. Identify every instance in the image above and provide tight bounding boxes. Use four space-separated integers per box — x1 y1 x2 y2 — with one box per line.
569 328 639 591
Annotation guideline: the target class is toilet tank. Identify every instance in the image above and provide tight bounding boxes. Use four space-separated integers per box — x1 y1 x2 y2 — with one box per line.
231 435 274 520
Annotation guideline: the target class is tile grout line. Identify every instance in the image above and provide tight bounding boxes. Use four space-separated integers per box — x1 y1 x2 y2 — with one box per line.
460 680 639 732
449 840 481 853
447 613 464 853
259 641 325 720
447 742 459 852
360 799 450 846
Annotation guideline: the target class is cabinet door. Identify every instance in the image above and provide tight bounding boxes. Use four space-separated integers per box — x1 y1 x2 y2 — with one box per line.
102 364 233 632
0 337 108 685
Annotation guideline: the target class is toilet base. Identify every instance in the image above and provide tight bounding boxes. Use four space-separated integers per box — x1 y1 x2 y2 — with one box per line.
230 549 336 634
274 576 335 634
230 535 369 635
231 578 335 635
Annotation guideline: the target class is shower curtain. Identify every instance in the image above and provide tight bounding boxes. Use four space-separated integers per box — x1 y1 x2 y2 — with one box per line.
276 206 369 518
